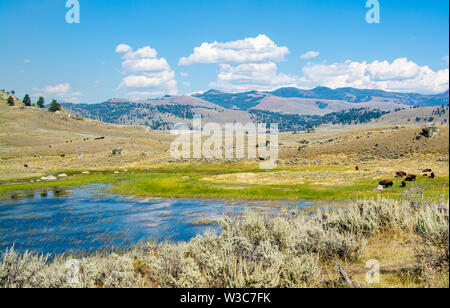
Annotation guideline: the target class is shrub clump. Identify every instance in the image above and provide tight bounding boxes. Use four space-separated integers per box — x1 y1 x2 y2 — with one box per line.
415 204 449 270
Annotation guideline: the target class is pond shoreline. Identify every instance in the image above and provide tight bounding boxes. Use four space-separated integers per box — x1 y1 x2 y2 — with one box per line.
0 184 317 256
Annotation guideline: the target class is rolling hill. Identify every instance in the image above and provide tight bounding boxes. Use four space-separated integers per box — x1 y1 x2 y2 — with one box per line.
61 86 449 131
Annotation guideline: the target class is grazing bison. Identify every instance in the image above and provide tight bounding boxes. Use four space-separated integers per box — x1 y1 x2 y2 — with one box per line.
423 169 432 173
355 166 359 171
429 172 435 179
379 180 394 188
111 148 123 156
396 171 407 177
405 174 416 182
401 181 407 188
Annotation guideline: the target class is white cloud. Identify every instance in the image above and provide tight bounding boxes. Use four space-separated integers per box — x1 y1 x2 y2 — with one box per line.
179 35 294 92
116 44 178 96
119 71 176 88
301 58 449 93
122 58 170 72
33 83 82 102
115 44 132 54
180 72 189 77
42 83 72 94
121 46 158 59
212 62 300 92
179 34 289 66
179 35 448 94
300 51 320 59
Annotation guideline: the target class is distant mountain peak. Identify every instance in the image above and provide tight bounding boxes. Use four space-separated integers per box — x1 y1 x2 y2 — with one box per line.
107 98 130 103
203 89 225 95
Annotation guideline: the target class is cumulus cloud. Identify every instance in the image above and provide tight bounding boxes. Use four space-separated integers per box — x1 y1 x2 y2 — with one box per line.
120 71 176 88
301 58 449 93
179 34 289 66
179 36 448 94
116 44 177 96
212 62 299 92
300 51 320 59
33 83 82 102
42 83 71 94
122 58 170 72
115 44 133 54
179 35 295 92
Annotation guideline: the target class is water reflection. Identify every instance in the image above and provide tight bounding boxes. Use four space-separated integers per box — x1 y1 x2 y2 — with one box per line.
0 184 312 255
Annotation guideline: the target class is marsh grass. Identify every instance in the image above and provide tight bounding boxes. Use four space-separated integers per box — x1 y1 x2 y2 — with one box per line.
1 198 448 288
1 164 448 201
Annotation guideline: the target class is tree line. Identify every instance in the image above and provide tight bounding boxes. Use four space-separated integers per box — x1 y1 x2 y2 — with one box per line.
4 91 61 112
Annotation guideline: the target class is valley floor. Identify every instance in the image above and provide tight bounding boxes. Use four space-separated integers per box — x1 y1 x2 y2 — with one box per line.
0 101 448 288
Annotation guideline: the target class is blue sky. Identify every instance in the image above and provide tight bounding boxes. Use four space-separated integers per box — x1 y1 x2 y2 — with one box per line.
0 0 448 103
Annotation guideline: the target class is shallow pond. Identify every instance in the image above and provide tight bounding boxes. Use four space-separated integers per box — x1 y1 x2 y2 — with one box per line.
0 184 313 255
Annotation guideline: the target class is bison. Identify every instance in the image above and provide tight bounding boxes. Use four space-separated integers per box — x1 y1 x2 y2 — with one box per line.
395 171 407 177
405 174 417 182
429 172 435 179
423 169 432 173
379 180 394 188
401 181 407 188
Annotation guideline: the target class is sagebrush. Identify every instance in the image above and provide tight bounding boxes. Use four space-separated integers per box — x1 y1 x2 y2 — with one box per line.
1 198 448 288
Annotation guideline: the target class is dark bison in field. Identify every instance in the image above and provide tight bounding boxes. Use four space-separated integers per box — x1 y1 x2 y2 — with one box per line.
423 169 432 173
405 174 417 182
396 171 407 177
401 181 407 187
379 180 394 188
429 172 435 179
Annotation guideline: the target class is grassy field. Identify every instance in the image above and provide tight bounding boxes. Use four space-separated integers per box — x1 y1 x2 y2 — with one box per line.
0 163 448 201
1 95 448 202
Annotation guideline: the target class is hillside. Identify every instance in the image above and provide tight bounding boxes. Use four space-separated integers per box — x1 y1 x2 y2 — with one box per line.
0 91 172 180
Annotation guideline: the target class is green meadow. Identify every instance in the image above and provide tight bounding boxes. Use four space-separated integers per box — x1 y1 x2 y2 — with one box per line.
0 163 448 202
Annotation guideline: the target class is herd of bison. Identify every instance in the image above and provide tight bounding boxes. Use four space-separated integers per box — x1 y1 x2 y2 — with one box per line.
375 168 436 189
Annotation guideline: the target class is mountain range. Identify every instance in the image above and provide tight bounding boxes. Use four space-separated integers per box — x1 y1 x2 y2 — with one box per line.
62 86 449 131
